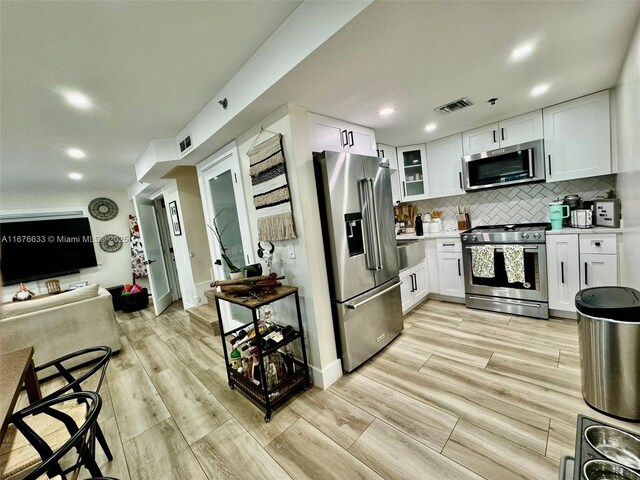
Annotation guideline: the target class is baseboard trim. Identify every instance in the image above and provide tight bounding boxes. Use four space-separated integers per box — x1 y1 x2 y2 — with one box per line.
427 293 466 304
550 308 578 320
310 358 343 389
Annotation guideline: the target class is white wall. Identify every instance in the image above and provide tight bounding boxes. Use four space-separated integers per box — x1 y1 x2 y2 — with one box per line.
235 105 342 388
161 168 213 310
1 189 134 300
615 20 640 290
161 180 199 309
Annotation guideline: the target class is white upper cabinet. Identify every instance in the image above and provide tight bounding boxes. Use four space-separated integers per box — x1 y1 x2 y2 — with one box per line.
308 113 377 156
543 90 611 182
397 144 428 201
426 133 465 199
499 110 544 148
377 143 401 205
462 123 499 156
462 110 544 156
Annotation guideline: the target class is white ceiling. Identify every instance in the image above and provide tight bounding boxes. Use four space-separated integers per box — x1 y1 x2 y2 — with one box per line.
1 1 639 194
264 0 640 146
0 0 300 194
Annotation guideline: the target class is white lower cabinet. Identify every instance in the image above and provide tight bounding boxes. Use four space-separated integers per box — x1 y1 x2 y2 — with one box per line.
547 234 581 312
581 253 617 289
399 261 429 314
437 252 465 298
435 239 465 299
546 233 618 313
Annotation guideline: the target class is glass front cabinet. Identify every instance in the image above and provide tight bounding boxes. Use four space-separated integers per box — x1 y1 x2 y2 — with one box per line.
397 144 428 201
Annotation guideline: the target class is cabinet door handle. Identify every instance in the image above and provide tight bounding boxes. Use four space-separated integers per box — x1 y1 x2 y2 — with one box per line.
348 130 354 147
458 172 463 189
584 262 588 285
493 130 497 143
341 130 348 147
381 149 385 157
457 258 461 276
548 155 552 176
561 261 564 284
443 243 455 247
402 181 406 197
501 128 505 141
377 149 380 157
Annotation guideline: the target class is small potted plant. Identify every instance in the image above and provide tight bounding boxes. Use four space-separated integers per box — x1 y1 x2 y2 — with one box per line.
209 210 256 280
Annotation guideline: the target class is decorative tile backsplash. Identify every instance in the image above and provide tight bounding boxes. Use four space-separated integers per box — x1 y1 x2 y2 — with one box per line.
414 175 616 230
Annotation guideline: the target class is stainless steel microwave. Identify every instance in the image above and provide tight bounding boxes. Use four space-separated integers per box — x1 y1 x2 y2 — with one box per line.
461 139 545 191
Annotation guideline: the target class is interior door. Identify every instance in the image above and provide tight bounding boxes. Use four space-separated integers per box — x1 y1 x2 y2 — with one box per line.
198 144 254 330
136 202 173 315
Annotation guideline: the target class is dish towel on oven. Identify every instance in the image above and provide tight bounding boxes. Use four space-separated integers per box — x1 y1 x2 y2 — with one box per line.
248 133 297 241
471 245 495 278
503 245 525 283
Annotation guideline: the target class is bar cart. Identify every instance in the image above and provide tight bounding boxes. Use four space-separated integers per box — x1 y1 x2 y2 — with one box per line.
212 285 310 422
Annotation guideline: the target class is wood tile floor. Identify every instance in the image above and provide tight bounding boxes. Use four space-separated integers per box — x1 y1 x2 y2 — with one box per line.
34 299 640 480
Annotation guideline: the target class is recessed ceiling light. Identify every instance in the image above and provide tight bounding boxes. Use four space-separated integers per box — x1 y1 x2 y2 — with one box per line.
68 172 82 180
63 91 92 109
531 83 550 96
378 108 396 117
425 123 437 132
67 148 86 159
511 43 534 61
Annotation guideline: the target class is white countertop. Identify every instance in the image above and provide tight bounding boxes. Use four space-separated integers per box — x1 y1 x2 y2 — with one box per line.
546 226 624 235
397 231 461 240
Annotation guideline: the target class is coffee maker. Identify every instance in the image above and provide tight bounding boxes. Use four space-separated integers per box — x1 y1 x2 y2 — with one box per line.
562 195 582 227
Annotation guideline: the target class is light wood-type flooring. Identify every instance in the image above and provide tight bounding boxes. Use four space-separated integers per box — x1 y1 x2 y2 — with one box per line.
31 299 640 480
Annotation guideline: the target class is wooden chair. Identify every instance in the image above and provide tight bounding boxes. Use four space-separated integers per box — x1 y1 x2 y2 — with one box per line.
0 392 103 480
34 347 113 461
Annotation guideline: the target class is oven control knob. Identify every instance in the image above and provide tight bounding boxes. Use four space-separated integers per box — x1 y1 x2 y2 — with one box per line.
533 233 541 239
471 235 477 241
522 233 530 239
462 235 468 241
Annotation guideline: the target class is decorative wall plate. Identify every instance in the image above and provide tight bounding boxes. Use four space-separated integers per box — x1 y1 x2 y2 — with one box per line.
88 197 118 221
99 234 123 252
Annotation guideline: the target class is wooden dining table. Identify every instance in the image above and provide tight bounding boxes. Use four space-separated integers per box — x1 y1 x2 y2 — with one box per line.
0 346 42 443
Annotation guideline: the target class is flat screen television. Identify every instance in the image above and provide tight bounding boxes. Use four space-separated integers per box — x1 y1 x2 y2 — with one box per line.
1 217 98 285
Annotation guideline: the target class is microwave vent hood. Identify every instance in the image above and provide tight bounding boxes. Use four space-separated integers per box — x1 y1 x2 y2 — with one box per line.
435 97 473 114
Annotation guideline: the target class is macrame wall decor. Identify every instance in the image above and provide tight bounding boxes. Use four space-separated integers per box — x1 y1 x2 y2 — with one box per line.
247 128 297 241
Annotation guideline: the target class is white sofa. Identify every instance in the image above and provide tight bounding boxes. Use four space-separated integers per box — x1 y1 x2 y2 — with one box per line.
0 284 122 378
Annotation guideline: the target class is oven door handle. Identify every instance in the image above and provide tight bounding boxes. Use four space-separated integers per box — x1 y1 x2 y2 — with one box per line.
464 245 539 253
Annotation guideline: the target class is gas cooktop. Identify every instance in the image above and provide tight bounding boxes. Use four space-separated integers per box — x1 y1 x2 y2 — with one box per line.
461 222 551 243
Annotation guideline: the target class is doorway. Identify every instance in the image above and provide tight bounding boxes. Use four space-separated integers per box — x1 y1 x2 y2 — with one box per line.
154 197 181 302
198 143 254 330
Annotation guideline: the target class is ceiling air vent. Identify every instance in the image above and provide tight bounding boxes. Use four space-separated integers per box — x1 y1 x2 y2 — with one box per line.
178 133 192 155
434 97 473 114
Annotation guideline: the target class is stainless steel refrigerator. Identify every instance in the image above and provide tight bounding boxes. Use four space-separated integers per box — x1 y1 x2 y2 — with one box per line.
314 150 403 372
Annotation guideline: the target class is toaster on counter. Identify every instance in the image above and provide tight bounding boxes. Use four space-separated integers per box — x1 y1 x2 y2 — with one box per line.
593 199 621 227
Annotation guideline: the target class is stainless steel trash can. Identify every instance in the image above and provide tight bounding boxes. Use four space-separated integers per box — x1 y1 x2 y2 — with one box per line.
576 287 640 421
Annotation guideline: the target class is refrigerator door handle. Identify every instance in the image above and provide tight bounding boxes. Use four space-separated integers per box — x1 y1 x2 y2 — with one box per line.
358 178 382 271
345 280 402 309
368 178 383 270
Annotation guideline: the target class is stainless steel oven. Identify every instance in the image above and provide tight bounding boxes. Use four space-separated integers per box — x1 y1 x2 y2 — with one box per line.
462 140 545 191
461 223 550 319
